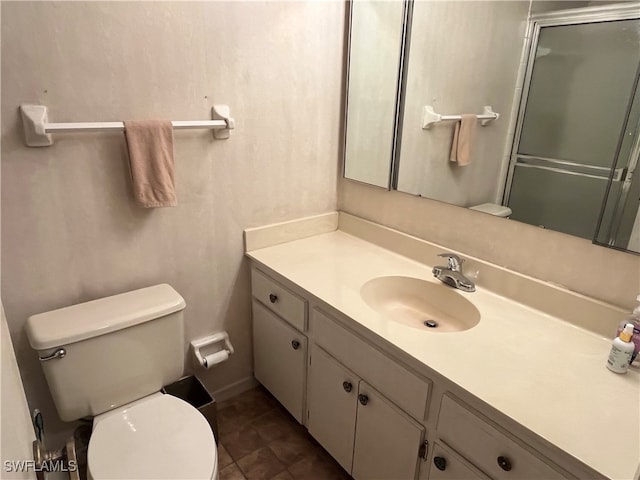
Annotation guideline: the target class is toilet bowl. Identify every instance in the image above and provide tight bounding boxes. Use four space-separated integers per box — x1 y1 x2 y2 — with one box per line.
88 393 217 480
26 284 218 480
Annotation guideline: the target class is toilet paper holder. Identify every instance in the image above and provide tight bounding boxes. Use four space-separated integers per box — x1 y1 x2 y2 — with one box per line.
190 332 234 369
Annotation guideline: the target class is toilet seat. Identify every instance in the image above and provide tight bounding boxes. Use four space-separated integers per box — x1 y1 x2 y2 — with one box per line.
88 393 217 480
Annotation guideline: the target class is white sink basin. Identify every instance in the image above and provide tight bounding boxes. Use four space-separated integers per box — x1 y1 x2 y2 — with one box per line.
360 276 481 332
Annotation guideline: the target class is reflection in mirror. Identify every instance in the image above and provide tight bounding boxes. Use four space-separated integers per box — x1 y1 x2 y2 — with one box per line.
386 1 640 254
506 17 640 247
343 0 406 188
396 1 527 209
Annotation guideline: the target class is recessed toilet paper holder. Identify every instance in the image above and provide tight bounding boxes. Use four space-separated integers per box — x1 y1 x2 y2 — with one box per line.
191 332 234 369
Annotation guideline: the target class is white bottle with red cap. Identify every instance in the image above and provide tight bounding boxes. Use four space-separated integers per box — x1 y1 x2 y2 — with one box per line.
607 323 635 373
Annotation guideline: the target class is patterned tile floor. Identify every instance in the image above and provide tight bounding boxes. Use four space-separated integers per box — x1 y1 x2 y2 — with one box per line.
216 386 352 480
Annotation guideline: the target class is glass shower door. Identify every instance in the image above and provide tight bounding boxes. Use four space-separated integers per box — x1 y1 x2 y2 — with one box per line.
595 77 640 251
505 17 640 241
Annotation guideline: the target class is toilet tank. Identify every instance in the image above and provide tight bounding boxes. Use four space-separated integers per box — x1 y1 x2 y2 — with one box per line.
26 284 186 422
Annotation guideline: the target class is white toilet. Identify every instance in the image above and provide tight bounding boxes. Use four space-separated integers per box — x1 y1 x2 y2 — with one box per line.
26 284 218 480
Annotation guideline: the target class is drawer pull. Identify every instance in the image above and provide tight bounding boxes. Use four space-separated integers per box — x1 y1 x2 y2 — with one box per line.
497 456 512 472
342 381 353 393
358 394 369 406
269 293 278 304
433 456 447 471
291 340 301 350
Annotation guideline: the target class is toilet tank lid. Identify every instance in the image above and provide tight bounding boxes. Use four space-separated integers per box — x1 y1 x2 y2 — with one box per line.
26 284 186 350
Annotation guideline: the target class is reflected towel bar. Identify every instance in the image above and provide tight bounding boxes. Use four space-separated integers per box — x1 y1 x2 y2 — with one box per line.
19 104 235 147
422 105 499 129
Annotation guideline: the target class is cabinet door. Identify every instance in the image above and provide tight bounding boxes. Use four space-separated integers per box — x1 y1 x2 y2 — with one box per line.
252 300 307 422
307 345 358 473
352 382 425 480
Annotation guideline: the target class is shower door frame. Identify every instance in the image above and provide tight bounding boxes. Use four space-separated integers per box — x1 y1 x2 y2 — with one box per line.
502 3 640 230
596 78 640 251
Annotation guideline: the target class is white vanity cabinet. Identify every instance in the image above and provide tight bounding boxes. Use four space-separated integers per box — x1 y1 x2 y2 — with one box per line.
251 268 307 423
307 308 431 479
312 308 432 421
307 344 426 479
434 395 572 480
249 265 600 480
306 344 358 471
351 380 426 480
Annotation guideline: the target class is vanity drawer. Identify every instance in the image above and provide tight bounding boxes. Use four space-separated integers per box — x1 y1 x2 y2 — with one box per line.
437 395 570 480
251 268 306 331
312 308 430 421
428 441 489 480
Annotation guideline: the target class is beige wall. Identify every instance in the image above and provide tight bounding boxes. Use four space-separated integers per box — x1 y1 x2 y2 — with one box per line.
1 1 343 442
1 303 36 480
339 179 640 310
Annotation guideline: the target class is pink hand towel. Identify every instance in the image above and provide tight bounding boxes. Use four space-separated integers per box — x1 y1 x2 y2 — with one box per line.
124 120 177 208
449 114 477 166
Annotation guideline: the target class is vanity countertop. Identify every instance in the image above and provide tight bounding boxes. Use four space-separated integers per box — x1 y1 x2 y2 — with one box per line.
247 229 639 480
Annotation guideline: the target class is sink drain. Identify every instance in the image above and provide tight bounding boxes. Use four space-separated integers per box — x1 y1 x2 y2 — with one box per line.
423 320 438 328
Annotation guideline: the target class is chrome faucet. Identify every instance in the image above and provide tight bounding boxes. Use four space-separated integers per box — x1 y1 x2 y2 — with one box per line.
432 253 476 292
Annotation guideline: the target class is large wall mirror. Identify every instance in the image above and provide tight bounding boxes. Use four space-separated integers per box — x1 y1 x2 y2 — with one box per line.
343 0 408 187
343 0 640 255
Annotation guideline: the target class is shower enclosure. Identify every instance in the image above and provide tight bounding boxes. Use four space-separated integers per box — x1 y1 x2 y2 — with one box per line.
504 5 640 251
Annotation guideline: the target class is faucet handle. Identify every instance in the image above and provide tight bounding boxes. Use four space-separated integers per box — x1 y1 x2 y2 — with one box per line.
437 253 463 271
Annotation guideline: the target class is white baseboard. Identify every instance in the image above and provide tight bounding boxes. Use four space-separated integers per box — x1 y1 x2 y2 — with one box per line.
212 376 259 402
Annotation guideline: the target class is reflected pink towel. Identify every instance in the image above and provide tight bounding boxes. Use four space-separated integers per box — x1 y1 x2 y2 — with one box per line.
124 120 177 208
449 114 477 166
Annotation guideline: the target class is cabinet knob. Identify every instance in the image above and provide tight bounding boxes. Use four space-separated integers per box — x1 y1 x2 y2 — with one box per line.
433 456 447 471
358 394 369 406
342 381 353 393
291 340 300 350
269 293 278 304
497 456 512 472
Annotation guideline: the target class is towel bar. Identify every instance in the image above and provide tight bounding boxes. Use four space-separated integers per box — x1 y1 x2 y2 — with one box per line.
422 105 499 129
19 104 235 147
